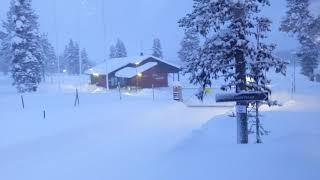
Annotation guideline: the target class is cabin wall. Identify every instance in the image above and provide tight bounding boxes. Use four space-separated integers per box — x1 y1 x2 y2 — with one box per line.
90 75 107 87
89 57 180 89
127 66 168 88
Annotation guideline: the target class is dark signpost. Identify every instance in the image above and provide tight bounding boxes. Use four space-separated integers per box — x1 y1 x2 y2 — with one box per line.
216 92 269 144
216 92 269 103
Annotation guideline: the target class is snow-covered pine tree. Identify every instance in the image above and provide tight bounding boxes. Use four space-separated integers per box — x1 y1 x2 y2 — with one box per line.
114 39 127 58
109 45 116 59
179 0 286 144
0 3 16 76
248 17 287 93
0 30 11 75
40 33 57 75
62 39 80 75
280 0 312 35
60 45 69 72
71 41 80 75
281 0 319 80
5 0 44 92
310 16 320 47
152 38 163 59
81 48 93 73
178 29 201 79
297 35 319 80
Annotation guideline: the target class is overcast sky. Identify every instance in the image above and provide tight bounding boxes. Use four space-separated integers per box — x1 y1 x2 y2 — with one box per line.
1 0 317 62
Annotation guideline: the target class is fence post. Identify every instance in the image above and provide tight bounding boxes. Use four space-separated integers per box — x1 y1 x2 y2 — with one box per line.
21 95 25 109
152 84 155 101
74 88 80 107
43 110 46 119
255 101 262 144
118 83 122 100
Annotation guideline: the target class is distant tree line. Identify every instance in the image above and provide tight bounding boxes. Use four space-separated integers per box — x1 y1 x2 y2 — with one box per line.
280 0 320 81
0 0 93 92
108 38 164 59
60 39 94 75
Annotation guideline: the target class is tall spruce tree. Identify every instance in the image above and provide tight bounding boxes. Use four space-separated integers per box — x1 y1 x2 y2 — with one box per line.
152 38 163 58
72 42 80 75
80 48 93 73
179 0 286 144
62 39 80 75
109 45 116 58
114 39 127 58
60 45 68 72
40 33 57 75
178 29 200 68
0 30 11 74
281 0 319 80
4 0 44 92
297 35 319 79
280 0 312 35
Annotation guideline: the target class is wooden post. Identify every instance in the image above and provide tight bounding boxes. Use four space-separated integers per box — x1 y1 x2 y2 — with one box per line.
255 101 262 144
118 83 122 100
74 89 80 107
152 84 155 101
21 95 25 109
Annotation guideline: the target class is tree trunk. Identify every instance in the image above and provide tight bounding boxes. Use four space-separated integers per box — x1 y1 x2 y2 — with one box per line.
234 2 248 144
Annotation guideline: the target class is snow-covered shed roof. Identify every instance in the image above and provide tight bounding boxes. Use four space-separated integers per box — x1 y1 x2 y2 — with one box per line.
86 55 180 76
115 62 158 78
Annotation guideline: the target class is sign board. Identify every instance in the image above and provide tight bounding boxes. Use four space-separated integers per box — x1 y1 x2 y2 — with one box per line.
216 92 268 103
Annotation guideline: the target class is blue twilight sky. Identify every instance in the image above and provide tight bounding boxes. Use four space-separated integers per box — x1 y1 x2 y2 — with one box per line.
0 0 313 62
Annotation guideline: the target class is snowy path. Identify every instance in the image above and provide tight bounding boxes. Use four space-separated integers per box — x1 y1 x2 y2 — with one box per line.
0 89 230 180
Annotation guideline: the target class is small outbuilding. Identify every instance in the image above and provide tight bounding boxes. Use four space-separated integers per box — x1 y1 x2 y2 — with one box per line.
86 56 181 89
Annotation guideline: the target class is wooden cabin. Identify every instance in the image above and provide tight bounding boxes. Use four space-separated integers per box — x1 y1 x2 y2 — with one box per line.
86 56 181 89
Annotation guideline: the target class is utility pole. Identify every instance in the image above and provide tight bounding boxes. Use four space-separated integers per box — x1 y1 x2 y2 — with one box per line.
293 55 296 93
101 0 109 90
291 52 296 99
77 1 82 90
54 0 61 91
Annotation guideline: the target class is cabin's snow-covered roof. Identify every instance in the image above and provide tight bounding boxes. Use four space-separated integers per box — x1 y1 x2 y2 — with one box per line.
86 55 179 75
115 62 157 78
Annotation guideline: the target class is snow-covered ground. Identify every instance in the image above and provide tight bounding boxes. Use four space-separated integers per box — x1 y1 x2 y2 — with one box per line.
155 71 320 180
0 69 319 180
0 74 230 180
